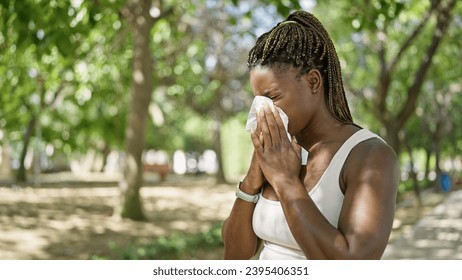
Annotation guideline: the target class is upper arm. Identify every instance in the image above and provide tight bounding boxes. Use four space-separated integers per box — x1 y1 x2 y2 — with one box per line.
338 139 400 259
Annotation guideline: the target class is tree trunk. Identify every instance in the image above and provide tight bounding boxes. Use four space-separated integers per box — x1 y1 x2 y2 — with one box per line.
381 120 402 155
100 143 111 173
434 141 442 192
405 144 421 206
212 118 227 184
117 0 155 221
0 136 12 179
424 148 432 181
431 120 447 192
16 117 36 183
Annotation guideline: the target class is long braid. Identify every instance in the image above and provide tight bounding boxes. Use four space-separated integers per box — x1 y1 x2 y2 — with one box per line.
247 11 353 124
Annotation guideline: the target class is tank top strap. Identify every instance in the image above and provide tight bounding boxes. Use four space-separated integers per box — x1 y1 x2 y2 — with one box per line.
327 128 384 172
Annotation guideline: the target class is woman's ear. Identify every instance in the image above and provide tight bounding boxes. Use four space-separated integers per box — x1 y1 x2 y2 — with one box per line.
304 69 322 94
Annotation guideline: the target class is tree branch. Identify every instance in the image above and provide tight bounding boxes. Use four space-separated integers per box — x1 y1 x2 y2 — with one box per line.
388 1 439 74
43 81 67 108
397 0 456 130
375 1 439 125
376 28 390 123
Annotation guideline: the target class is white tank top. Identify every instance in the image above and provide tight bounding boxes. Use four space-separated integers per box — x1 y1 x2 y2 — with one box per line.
252 129 383 259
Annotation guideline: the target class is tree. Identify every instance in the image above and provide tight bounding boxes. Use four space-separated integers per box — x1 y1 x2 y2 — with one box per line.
0 0 101 182
416 16 462 189
116 0 159 220
328 0 458 154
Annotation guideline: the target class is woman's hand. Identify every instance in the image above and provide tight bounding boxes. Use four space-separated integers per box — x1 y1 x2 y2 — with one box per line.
241 150 266 194
251 104 301 194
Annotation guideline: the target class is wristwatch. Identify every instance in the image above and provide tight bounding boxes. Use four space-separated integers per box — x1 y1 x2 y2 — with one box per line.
236 181 259 203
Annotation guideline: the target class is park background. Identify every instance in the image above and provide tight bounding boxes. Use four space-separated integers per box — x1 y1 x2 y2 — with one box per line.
0 0 461 259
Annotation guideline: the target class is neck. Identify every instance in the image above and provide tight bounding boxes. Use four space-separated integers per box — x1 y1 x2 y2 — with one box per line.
294 115 354 153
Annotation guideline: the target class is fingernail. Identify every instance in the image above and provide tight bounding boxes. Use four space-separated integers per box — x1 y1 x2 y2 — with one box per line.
256 106 262 116
271 106 278 116
269 103 275 113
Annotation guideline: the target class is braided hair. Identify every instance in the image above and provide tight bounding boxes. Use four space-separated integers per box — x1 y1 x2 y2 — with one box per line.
247 10 353 124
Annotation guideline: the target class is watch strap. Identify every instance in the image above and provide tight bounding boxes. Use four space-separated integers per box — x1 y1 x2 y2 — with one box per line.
236 181 259 203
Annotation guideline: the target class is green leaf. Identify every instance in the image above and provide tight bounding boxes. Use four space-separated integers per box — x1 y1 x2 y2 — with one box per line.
55 32 74 57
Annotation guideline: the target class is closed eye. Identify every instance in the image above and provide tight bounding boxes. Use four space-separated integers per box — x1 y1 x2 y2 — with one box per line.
268 93 281 102
262 88 282 102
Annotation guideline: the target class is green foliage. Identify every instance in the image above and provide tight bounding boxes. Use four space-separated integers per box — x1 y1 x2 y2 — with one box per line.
92 222 224 260
231 0 302 16
0 0 130 159
398 178 433 195
318 0 460 150
1 0 460 193
338 0 407 31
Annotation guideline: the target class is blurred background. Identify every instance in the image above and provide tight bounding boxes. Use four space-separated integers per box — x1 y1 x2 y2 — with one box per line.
0 0 461 260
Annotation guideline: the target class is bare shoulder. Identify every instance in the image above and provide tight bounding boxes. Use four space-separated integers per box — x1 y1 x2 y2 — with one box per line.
359 137 398 168
352 137 398 165
342 136 400 193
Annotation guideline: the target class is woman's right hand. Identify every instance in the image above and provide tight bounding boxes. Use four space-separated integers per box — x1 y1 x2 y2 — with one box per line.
240 150 266 195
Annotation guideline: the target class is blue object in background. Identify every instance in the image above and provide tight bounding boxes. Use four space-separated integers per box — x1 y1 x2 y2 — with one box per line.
440 173 452 192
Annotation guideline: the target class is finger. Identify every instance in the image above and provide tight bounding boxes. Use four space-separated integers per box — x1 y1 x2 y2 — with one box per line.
257 106 272 146
291 136 301 158
263 104 282 144
251 129 264 155
271 107 289 142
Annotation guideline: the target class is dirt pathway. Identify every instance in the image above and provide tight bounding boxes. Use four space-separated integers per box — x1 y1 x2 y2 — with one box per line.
0 173 235 259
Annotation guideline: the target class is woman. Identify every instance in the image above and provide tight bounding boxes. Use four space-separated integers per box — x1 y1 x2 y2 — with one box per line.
222 10 399 260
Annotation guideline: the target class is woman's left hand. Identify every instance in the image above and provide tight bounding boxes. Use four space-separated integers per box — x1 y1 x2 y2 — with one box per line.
251 104 301 193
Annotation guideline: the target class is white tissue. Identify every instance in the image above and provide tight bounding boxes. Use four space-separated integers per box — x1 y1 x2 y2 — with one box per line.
245 96 309 164
245 96 289 138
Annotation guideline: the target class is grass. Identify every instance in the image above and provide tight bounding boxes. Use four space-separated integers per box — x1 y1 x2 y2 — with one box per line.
91 222 224 260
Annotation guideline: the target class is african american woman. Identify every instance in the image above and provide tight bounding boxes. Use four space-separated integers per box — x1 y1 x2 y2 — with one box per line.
222 10 399 260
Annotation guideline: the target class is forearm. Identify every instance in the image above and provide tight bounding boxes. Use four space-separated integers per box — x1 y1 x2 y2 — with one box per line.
222 199 260 259
277 180 350 259
222 176 263 259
